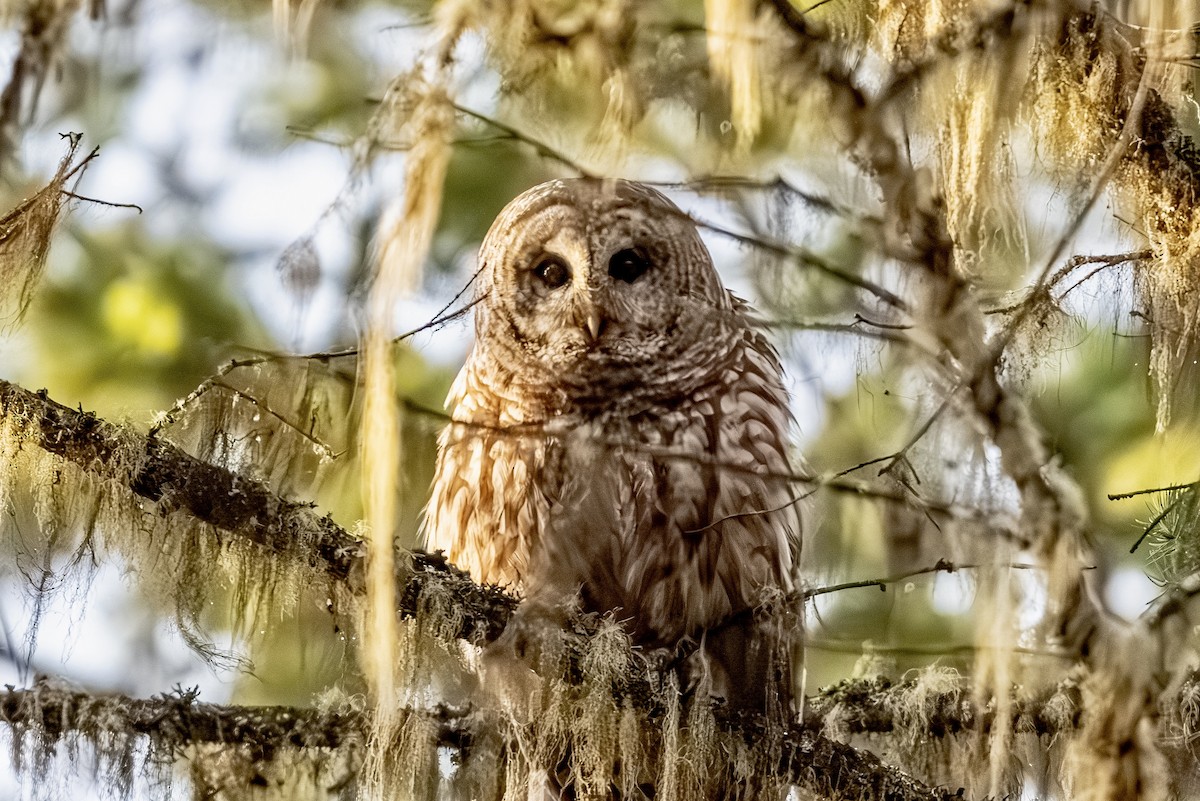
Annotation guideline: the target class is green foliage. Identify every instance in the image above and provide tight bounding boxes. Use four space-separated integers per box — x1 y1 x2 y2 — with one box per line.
29 224 270 415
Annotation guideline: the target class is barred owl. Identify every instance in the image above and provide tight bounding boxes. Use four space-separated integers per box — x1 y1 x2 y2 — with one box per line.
423 178 799 711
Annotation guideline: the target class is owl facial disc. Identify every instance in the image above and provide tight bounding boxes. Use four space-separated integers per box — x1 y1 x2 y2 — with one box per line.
475 178 734 383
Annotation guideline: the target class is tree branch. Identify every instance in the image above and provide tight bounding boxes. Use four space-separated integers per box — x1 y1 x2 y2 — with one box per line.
24 667 1200 799
805 674 1082 739
0 680 361 754
0 379 362 582
0 379 518 644
0 679 964 801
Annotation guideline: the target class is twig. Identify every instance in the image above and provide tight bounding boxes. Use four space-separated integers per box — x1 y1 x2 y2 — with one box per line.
399 398 1017 532
453 102 598 178
1108 482 1195 501
985 251 1151 315
804 560 1089 600
759 318 909 345
691 216 908 310
646 175 877 223
879 392 958 480
1142 571 1200 629
157 297 481 428
990 52 1152 361
59 190 143 213
208 378 343 461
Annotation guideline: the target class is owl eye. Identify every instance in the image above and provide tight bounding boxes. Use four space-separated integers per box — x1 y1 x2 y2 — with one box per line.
608 248 650 284
533 256 571 289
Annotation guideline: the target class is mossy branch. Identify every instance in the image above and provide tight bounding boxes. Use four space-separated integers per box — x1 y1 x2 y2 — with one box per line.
806 674 1083 739
0 680 965 801
24 667 1200 799
0 378 363 582
0 680 361 754
782 727 966 801
0 378 517 643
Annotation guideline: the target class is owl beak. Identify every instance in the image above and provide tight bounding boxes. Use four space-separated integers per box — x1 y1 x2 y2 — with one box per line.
584 309 606 342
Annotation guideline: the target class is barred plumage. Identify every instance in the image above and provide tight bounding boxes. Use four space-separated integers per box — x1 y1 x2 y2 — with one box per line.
423 178 799 710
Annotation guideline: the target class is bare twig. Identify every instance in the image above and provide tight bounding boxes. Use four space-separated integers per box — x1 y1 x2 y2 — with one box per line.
448 103 909 310
208 378 343 461
803 559 1077 601
1109 482 1195 501
985 251 1152 315
1143 571 1200 629
990 68 1153 360
59 191 143 213
157 297 480 428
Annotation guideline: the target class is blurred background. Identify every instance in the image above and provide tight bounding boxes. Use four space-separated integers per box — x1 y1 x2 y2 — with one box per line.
0 0 1184 795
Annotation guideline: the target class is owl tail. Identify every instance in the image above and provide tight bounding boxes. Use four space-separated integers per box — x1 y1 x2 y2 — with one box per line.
690 601 802 722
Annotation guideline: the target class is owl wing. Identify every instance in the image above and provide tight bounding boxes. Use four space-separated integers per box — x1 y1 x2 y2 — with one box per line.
423 363 548 589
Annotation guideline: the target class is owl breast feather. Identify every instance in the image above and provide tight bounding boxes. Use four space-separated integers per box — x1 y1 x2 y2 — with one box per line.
423 328 796 646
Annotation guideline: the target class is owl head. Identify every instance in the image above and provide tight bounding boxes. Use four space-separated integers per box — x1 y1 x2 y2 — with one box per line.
473 179 736 384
